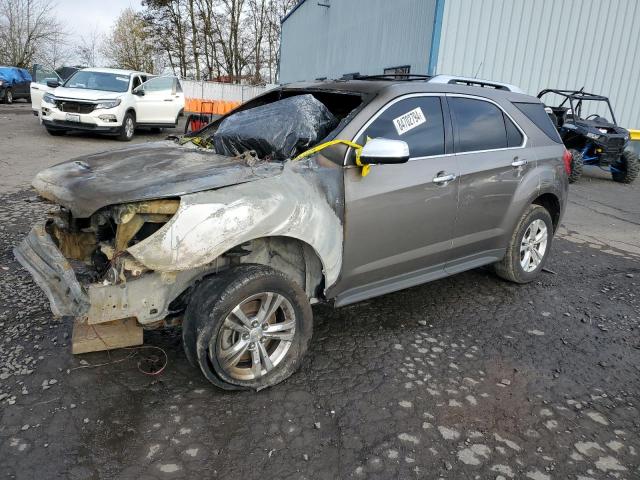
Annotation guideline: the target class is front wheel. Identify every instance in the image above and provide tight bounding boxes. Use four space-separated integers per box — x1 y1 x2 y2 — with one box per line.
611 149 639 184
117 111 136 141
183 265 313 391
4 88 13 104
494 204 553 283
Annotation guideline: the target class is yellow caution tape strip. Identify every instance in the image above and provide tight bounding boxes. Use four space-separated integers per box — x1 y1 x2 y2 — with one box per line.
294 139 371 176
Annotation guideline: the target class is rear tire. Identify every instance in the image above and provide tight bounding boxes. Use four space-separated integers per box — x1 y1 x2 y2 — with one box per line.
568 148 583 183
183 265 313 391
494 204 553 284
611 149 639 184
117 111 135 141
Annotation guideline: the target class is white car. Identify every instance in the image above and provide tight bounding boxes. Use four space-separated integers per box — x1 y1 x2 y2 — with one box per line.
40 68 185 141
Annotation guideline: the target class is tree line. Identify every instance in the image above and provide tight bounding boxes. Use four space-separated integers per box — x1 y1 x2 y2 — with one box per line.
0 0 298 84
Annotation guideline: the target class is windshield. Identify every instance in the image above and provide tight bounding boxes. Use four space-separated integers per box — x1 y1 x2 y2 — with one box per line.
63 71 131 92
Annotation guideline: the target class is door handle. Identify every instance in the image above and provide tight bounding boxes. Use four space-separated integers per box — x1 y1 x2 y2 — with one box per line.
511 158 528 167
164 99 174 102
433 172 456 184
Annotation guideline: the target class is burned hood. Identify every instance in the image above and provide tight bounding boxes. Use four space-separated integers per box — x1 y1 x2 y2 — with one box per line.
33 141 283 217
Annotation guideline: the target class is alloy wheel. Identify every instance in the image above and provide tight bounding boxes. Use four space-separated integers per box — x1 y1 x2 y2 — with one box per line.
125 117 134 139
214 292 296 381
519 219 548 272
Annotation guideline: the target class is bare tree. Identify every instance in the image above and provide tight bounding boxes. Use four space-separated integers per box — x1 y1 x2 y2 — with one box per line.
75 29 102 67
137 0 296 82
102 8 156 72
34 29 71 68
0 0 66 67
143 0 190 77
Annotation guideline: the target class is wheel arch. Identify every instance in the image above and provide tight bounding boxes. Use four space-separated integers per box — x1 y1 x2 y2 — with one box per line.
223 235 326 300
532 192 561 232
124 107 136 120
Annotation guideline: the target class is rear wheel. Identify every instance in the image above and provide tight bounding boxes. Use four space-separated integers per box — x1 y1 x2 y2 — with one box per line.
117 111 136 141
568 148 583 183
494 204 553 283
183 265 313 391
611 149 639 184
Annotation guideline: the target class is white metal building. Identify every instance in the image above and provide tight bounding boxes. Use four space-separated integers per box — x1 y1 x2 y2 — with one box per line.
279 0 640 128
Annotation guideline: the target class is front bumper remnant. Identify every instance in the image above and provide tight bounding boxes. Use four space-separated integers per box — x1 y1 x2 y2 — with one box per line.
13 224 90 317
15 222 211 328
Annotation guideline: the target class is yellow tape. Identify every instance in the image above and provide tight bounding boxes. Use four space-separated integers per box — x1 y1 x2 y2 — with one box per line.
294 139 371 176
629 129 640 141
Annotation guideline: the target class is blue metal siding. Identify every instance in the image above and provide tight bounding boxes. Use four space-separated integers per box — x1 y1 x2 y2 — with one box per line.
279 0 438 83
436 0 640 128
427 0 445 75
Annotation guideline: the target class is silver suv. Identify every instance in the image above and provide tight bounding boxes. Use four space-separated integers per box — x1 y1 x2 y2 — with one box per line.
15 75 569 390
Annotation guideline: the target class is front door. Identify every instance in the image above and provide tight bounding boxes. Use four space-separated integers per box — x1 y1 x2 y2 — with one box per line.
335 94 460 305
134 76 182 124
30 65 61 109
445 95 532 272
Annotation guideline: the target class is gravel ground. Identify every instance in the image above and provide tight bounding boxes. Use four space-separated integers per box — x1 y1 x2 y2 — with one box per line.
1 103 639 479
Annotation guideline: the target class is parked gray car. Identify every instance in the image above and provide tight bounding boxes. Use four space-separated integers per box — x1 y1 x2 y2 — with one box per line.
15 75 569 390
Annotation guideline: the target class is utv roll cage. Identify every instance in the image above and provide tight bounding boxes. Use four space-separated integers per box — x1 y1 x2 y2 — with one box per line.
537 88 618 126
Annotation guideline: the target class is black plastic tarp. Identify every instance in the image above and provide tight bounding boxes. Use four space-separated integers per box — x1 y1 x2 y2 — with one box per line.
213 94 336 160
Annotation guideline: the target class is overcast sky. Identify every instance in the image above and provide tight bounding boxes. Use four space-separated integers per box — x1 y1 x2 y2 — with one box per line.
57 0 143 42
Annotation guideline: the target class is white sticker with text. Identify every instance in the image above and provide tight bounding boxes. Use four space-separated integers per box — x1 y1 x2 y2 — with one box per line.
392 107 426 135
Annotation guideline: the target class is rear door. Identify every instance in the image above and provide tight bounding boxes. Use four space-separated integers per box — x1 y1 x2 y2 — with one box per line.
134 76 182 124
336 94 460 304
445 94 531 272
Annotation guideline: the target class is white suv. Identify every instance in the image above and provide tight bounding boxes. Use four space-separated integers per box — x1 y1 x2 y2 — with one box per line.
40 68 185 141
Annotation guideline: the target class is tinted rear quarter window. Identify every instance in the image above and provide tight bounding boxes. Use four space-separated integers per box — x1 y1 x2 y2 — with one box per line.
514 102 563 143
357 96 445 158
450 97 508 152
504 113 524 147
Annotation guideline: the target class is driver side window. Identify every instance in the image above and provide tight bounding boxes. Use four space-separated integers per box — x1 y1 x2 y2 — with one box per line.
357 96 446 158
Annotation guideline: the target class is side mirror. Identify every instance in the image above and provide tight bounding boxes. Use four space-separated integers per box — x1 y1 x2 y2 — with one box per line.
359 138 410 164
46 79 60 88
133 87 145 96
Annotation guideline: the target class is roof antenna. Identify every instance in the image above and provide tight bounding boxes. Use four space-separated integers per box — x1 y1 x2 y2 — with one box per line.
473 61 483 79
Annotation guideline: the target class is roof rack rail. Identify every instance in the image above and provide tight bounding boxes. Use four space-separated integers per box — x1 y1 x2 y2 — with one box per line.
343 73 433 82
428 75 524 93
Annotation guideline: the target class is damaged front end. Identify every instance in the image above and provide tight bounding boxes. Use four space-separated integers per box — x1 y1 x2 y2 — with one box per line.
14 198 213 351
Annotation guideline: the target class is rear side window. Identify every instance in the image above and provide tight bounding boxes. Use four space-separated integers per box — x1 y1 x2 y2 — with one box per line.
504 113 524 147
450 97 509 152
513 102 563 143
357 96 445 158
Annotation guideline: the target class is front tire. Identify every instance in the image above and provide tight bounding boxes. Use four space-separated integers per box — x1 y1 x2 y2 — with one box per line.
183 265 313 391
568 148 583 183
494 204 553 283
118 111 136 141
4 88 13 104
611 149 639 184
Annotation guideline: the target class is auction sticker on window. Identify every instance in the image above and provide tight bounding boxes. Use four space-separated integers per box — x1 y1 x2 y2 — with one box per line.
393 107 426 135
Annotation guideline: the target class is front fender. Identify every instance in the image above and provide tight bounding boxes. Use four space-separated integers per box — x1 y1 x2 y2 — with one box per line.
127 161 344 287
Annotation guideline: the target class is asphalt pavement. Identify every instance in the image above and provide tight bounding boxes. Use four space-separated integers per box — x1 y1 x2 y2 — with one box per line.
0 102 639 479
